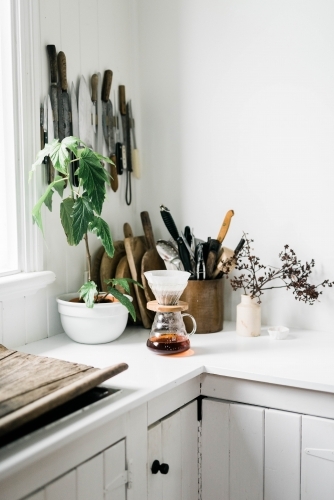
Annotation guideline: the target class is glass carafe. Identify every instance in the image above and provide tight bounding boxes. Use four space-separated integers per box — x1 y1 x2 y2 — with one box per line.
147 311 196 355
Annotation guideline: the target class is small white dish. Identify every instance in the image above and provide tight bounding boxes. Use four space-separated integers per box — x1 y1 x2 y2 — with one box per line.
268 326 289 340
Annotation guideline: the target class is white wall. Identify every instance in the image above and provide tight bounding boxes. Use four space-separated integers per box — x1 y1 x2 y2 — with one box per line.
136 0 334 333
2 0 144 347
3 0 334 347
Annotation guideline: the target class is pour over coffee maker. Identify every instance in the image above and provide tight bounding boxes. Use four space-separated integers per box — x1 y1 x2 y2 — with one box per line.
144 271 197 355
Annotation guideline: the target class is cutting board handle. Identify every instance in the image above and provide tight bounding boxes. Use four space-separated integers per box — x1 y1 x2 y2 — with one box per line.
123 223 133 238
140 211 155 250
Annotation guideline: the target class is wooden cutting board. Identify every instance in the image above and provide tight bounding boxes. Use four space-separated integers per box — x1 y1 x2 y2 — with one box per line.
124 228 154 329
0 344 127 437
140 211 166 302
100 240 126 292
114 223 142 324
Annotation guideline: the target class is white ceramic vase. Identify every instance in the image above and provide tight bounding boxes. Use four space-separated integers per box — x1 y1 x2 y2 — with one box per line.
57 293 132 344
236 294 261 337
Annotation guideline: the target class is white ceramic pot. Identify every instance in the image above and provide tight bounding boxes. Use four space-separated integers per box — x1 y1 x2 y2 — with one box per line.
236 294 261 337
57 293 132 344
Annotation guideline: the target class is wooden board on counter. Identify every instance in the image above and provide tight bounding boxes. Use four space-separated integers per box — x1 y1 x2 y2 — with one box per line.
0 344 128 437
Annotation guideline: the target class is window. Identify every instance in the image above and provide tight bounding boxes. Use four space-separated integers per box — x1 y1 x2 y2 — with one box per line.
0 0 19 276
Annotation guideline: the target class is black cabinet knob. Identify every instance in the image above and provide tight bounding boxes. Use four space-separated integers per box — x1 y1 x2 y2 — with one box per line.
151 460 169 475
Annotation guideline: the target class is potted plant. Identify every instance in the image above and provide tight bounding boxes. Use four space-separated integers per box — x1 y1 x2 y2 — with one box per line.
225 234 334 337
30 136 139 344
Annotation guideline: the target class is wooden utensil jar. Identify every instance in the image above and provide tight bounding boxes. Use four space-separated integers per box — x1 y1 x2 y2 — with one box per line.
180 279 224 333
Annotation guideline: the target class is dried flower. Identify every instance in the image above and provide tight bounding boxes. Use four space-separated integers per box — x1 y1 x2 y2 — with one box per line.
228 233 334 304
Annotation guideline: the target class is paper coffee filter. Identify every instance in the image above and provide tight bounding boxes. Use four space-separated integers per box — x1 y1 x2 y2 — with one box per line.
144 270 190 285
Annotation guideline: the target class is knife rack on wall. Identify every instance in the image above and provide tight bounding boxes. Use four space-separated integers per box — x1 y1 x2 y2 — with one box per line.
42 44 141 204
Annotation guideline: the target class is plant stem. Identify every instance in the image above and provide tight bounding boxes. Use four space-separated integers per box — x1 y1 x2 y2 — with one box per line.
83 232 92 282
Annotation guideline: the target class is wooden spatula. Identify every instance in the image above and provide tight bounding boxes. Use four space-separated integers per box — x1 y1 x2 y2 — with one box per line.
140 211 166 302
100 240 126 292
206 210 234 279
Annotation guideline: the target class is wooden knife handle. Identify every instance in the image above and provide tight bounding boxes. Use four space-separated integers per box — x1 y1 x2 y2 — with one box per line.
57 51 67 91
91 74 98 102
140 211 155 250
102 70 113 102
47 45 58 84
119 85 126 115
217 209 235 243
123 223 133 238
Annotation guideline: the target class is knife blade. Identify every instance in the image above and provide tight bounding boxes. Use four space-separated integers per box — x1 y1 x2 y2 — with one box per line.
70 82 79 137
46 45 58 140
57 51 71 140
96 72 103 155
91 74 98 135
78 75 94 148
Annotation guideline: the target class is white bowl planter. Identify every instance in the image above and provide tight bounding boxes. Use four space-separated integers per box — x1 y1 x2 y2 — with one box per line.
57 293 133 344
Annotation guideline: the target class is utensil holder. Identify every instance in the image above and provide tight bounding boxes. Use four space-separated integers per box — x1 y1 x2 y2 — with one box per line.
180 278 223 333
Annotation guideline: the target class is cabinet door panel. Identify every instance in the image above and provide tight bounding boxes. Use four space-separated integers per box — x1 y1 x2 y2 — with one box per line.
180 400 198 500
77 453 104 500
302 415 334 500
162 411 182 500
230 403 264 500
202 399 229 500
104 440 127 500
45 470 76 500
265 409 301 500
148 422 163 500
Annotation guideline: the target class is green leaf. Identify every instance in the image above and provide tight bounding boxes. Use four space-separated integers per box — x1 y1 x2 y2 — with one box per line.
60 197 75 245
107 287 136 321
32 178 62 233
62 136 80 155
49 140 70 175
79 281 97 308
95 153 113 164
105 277 144 291
72 195 94 245
53 175 66 198
44 189 54 211
88 216 114 258
30 143 53 179
77 148 109 214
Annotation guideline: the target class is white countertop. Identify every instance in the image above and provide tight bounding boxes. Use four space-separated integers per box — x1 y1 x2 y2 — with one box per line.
17 321 334 399
1 322 334 479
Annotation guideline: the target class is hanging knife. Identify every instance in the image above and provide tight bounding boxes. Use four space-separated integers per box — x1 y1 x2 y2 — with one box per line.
119 85 133 204
78 75 94 148
91 73 98 135
70 82 79 186
46 94 55 183
114 90 123 175
57 51 71 141
96 72 103 155
128 101 141 179
46 45 58 140
101 70 118 192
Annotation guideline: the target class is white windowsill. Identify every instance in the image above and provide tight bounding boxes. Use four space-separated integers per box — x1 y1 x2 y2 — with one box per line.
0 271 56 300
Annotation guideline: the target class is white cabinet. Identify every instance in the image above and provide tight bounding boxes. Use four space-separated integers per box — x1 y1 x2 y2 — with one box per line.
147 400 198 500
201 400 302 500
25 439 127 500
301 415 334 500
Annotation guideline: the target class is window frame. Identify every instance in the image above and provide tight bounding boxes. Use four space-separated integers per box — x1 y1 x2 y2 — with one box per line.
0 0 55 297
